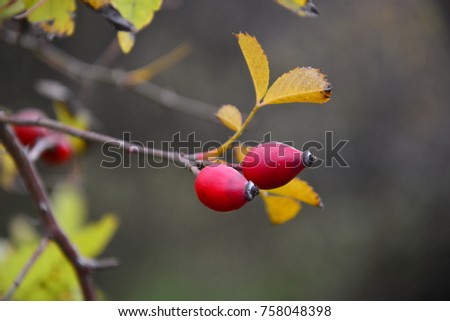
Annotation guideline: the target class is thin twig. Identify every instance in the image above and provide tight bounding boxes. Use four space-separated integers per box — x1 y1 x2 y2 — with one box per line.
79 37 122 103
0 115 98 300
0 28 219 122
2 236 50 301
0 113 200 174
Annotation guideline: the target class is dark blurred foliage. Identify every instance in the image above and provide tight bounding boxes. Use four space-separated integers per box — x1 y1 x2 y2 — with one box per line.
1 0 449 300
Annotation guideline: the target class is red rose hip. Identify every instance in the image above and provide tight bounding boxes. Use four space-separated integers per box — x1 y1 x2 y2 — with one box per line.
41 135 73 165
13 109 50 146
241 142 315 189
195 164 259 212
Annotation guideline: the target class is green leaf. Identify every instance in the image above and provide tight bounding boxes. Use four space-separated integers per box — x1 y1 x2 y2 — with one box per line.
24 0 76 36
111 0 161 30
0 180 118 299
0 240 77 300
111 0 162 53
0 214 118 300
51 182 88 236
0 0 25 21
0 144 18 192
72 214 119 257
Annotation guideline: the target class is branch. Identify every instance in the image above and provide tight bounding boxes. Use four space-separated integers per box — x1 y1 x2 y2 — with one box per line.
79 37 122 103
0 113 200 175
0 28 219 123
2 236 50 301
0 115 101 300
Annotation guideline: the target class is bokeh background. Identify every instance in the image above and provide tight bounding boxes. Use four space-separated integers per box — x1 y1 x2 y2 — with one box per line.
1 0 450 300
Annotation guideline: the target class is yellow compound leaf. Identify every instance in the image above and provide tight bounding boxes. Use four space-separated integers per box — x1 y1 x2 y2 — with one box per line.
262 67 332 105
216 104 243 131
117 31 135 54
275 0 319 17
236 33 270 104
24 0 76 36
261 194 301 225
267 177 323 207
111 0 161 30
81 0 111 10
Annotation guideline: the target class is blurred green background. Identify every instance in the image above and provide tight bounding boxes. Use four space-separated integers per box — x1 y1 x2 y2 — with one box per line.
1 0 450 300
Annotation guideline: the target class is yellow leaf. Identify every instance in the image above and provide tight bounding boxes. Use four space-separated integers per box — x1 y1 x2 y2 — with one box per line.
0 144 18 192
275 0 319 17
53 101 89 153
24 0 76 36
261 194 301 225
267 177 323 207
111 0 161 31
124 42 192 86
117 31 134 54
216 104 243 131
81 0 110 10
236 33 270 103
262 67 332 105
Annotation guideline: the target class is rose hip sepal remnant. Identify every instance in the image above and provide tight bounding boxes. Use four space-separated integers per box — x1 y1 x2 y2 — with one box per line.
12 109 74 165
195 164 259 212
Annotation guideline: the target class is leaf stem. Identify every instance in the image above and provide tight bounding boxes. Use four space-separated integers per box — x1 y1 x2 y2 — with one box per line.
200 104 261 159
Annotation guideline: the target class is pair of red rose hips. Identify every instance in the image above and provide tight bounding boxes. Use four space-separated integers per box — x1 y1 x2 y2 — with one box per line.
12 109 73 165
195 142 315 212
